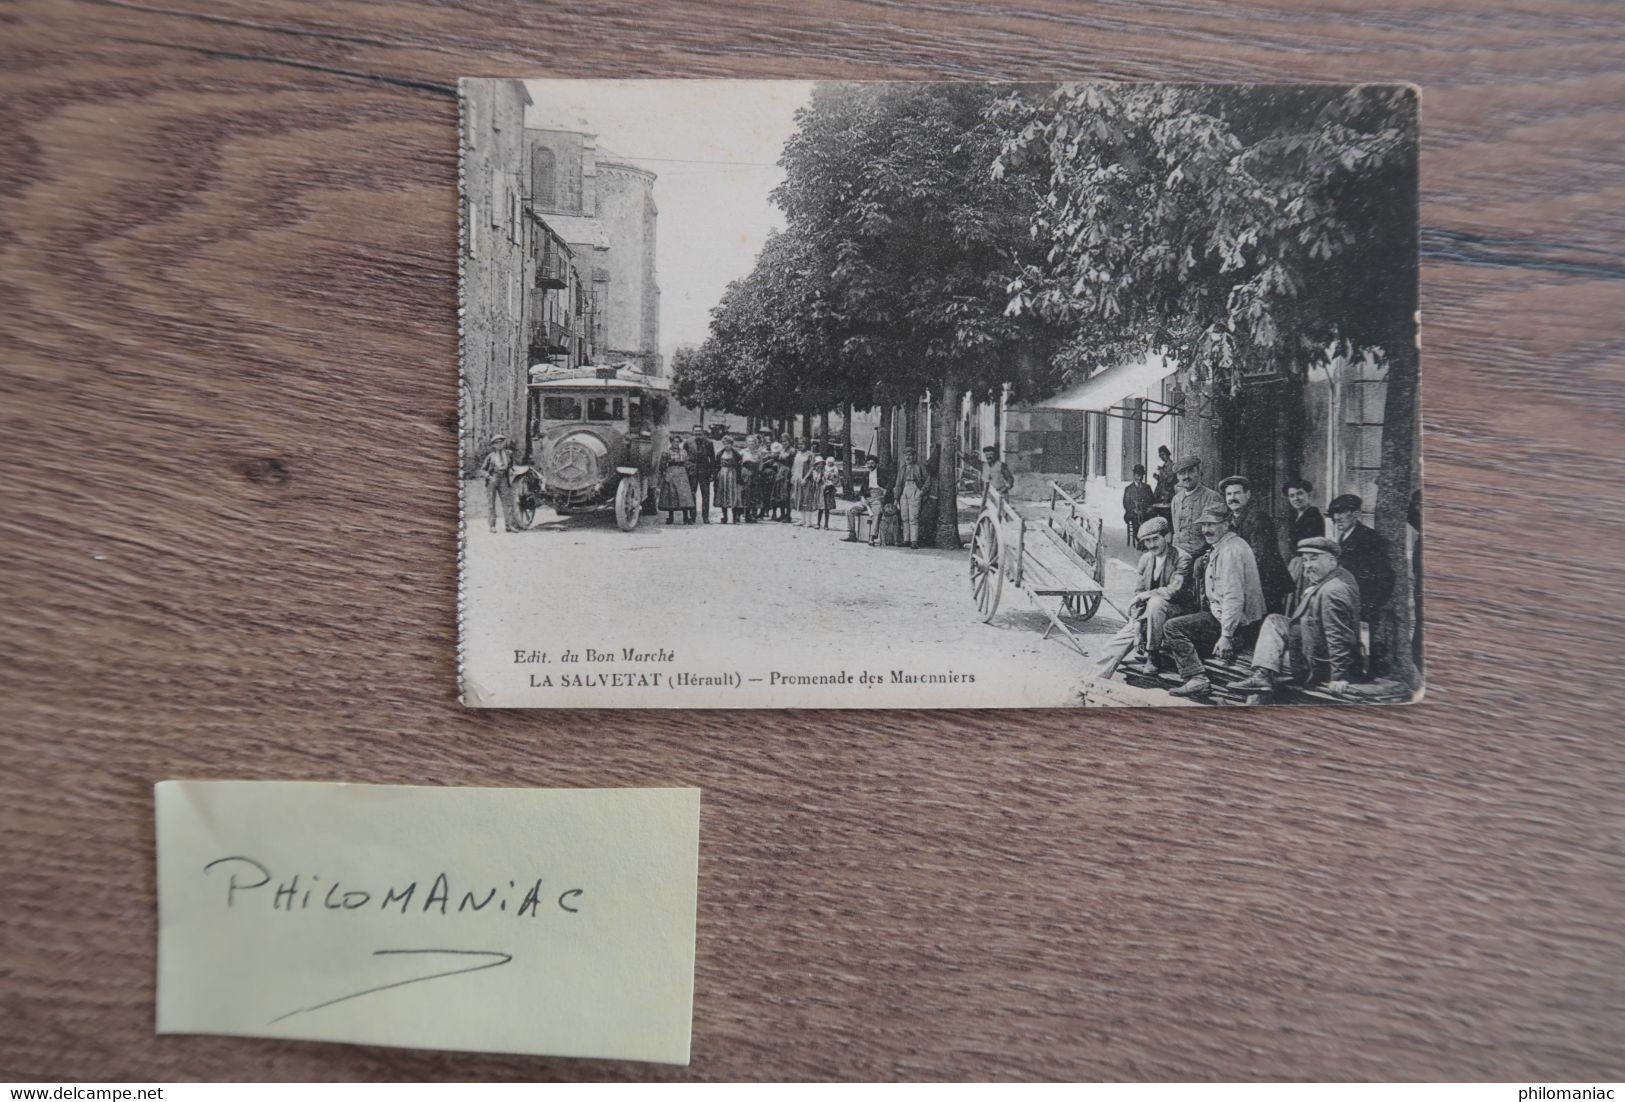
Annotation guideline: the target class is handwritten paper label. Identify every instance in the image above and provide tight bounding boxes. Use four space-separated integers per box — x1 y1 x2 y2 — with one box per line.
155 782 700 1064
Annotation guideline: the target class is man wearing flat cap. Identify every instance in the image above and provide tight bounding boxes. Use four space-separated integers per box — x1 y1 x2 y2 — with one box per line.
1232 536 1362 695
1220 474 1291 612
1327 494 1394 626
1163 503 1266 697
1093 515 1193 680
1169 456 1223 557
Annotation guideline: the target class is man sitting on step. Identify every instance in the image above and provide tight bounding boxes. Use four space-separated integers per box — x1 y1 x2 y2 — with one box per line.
1093 516 1193 680
1163 504 1266 698
1231 536 1363 697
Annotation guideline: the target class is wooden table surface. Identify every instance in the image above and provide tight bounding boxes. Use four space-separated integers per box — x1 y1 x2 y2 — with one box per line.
3 0 1623 1083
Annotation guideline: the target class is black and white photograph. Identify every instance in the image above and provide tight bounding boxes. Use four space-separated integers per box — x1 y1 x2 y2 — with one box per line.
458 79 1422 709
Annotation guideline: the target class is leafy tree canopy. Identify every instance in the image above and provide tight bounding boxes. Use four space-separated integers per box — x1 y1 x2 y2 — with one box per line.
672 228 850 419
774 81 1061 407
995 83 1418 394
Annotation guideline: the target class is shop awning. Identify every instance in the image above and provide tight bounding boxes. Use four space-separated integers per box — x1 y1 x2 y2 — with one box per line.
1038 355 1178 413
542 214 612 251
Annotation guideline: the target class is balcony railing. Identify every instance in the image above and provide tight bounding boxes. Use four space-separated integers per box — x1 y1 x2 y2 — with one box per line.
540 320 570 355
535 244 569 290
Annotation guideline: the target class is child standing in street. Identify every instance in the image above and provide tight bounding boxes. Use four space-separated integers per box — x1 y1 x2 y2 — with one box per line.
758 454 778 523
818 459 838 529
799 456 822 527
877 489 902 547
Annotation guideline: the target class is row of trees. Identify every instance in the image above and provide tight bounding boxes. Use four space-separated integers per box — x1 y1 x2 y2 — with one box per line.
673 82 1420 683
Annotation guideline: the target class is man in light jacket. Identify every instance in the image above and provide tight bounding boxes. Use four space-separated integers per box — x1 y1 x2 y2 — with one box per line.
1164 504 1266 698
1232 537 1363 696
893 447 929 549
479 433 520 533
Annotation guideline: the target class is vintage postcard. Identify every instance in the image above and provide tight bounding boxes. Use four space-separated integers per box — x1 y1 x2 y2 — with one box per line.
457 79 1422 708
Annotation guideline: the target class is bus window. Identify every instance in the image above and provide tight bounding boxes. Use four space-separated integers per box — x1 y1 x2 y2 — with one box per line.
627 395 647 435
587 395 625 422
542 395 583 421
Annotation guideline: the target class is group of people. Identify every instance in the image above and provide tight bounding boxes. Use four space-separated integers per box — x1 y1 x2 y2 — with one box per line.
656 426 842 528
655 426 962 553
1099 453 1402 699
839 447 950 549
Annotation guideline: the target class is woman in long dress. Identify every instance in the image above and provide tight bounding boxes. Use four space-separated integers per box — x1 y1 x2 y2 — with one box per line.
715 436 744 523
657 434 696 524
792 440 818 525
740 437 762 522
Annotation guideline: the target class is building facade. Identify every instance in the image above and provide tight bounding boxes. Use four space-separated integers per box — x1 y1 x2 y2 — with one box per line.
523 214 597 451
525 124 610 365
460 79 533 477
983 347 1397 541
525 127 661 376
526 216 594 373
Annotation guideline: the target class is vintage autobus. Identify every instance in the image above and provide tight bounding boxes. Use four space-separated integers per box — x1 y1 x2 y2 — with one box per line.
523 364 670 530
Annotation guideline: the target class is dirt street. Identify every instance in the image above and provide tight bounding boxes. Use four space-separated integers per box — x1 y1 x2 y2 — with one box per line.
460 488 1186 708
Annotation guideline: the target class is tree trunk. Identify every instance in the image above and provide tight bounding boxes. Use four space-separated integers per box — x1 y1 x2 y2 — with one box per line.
877 405 895 485
1374 336 1420 691
819 410 831 456
994 385 1004 459
935 373 964 550
842 402 855 494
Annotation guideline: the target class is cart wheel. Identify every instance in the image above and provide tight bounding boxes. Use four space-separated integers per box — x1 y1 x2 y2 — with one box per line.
969 514 1003 623
1062 592 1102 622
615 478 641 532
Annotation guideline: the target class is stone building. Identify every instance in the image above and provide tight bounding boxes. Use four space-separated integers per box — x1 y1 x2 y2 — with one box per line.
525 215 594 374
522 214 598 453
596 160 662 375
524 125 661 376
460 78 533 477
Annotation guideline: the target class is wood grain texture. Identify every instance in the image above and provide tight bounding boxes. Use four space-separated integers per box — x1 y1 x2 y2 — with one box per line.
3 0 1624 1082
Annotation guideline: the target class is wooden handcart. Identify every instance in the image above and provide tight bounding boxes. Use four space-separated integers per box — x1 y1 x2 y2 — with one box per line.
968 481 1111 655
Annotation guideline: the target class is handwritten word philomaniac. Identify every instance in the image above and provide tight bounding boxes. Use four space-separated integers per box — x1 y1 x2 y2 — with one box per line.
203 857 584 917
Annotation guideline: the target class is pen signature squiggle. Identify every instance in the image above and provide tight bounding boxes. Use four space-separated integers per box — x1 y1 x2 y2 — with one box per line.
269 948 514 1025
